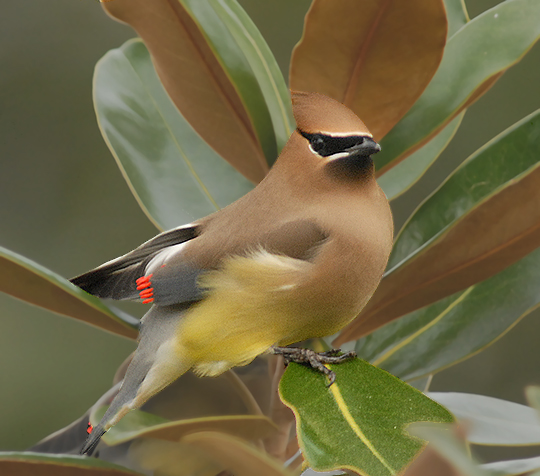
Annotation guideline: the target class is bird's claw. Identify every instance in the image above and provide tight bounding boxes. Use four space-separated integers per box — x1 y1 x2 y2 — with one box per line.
271 346 356 386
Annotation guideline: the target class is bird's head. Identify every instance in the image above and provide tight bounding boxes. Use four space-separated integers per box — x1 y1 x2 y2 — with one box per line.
290 91 381 180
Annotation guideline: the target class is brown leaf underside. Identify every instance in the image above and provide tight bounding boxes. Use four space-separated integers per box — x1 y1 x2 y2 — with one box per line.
336 164 540 344
0 258 137 339
290 0 447 140
103 0 268 183
375 73 505 177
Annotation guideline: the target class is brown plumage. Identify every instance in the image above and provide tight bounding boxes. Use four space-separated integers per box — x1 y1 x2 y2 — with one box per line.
72 91 393 455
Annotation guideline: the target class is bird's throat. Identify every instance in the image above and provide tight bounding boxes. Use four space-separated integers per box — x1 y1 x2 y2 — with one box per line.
325 155 374 182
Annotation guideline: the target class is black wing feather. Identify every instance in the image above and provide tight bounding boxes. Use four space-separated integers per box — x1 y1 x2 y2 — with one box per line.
71 225 200 300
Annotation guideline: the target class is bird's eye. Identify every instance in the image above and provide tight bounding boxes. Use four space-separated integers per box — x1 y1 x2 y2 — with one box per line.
310 135 326 154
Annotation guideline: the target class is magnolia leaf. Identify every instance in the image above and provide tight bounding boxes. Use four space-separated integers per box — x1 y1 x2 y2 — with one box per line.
443 0 469 38
32 367 271 456
405 424 489 476
301 470 346 476
30 412 91 455
375 0 540 174
183 431 294 476
355 244 540 380
279 359 453 476
482 456 540 476
337 108 540 343
93 407 278 446
429 393 540 446
0 452 142 475
94 39 254 230
201 0 295 157
102 0 289 182
402 446 467 476
0 245 138 339
129 439 223 476
378 112 464 200
290 0 447 140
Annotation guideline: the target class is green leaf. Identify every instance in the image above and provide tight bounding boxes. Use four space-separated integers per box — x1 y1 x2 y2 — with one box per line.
93 407 278 446
181 0 294 160
302 471 346 476
375 0 540 174
428 393 540 446
0 245 138 339
443 0 469 38
355 244 540 381
337 108 540 343
94 39 254 231
0 452 142 475
279 359 453 476
482 456 540 476
183 431 293 476
389 107 540 269
377 112 464 200
102 0 275 183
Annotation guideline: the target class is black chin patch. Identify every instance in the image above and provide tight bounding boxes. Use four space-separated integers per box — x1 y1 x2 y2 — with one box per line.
325 154 374 181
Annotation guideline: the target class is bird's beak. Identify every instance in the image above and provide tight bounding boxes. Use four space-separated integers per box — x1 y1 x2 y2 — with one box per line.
346 137 381 158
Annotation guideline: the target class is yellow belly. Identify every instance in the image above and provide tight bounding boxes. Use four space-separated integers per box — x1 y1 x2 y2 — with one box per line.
173 250 354 377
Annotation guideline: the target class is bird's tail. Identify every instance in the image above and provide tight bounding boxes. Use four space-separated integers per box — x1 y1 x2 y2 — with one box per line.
81 304 192 456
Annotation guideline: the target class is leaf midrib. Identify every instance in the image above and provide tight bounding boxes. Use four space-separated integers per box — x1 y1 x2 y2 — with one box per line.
167 0 266 167
342 0 393 106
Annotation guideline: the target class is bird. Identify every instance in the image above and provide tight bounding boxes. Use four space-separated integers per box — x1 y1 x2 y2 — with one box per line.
71 91 394 456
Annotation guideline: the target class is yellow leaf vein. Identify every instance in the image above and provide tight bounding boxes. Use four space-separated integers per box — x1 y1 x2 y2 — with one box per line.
329 380 396 475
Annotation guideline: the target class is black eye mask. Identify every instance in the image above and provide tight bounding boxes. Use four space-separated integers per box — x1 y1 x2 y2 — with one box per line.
299 131 367 157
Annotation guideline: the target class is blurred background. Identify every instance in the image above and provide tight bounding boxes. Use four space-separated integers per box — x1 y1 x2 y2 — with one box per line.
1 0 539 462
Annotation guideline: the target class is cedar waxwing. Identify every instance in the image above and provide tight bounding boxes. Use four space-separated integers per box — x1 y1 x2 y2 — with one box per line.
72 91 394 456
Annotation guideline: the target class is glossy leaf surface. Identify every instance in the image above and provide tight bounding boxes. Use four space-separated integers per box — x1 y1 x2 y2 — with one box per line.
290 0 447 140
375 0 540 174
183 431 293 476
378 112 464 200
94 39 254 230
195 0 295 157
337 109 540 343
355 244 540 380
429 393 540 446
0 452 142 475
0 245 138 339
279 359 453 475
102 0 286 182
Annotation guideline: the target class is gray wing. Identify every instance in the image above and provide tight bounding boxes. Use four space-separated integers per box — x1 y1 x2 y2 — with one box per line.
70 224 199 300
71 219 328 307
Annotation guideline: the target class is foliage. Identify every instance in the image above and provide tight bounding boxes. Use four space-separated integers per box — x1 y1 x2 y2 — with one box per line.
2 0 540 475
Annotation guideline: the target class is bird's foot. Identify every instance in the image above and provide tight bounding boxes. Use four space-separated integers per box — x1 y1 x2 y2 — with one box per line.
271 346 356 386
